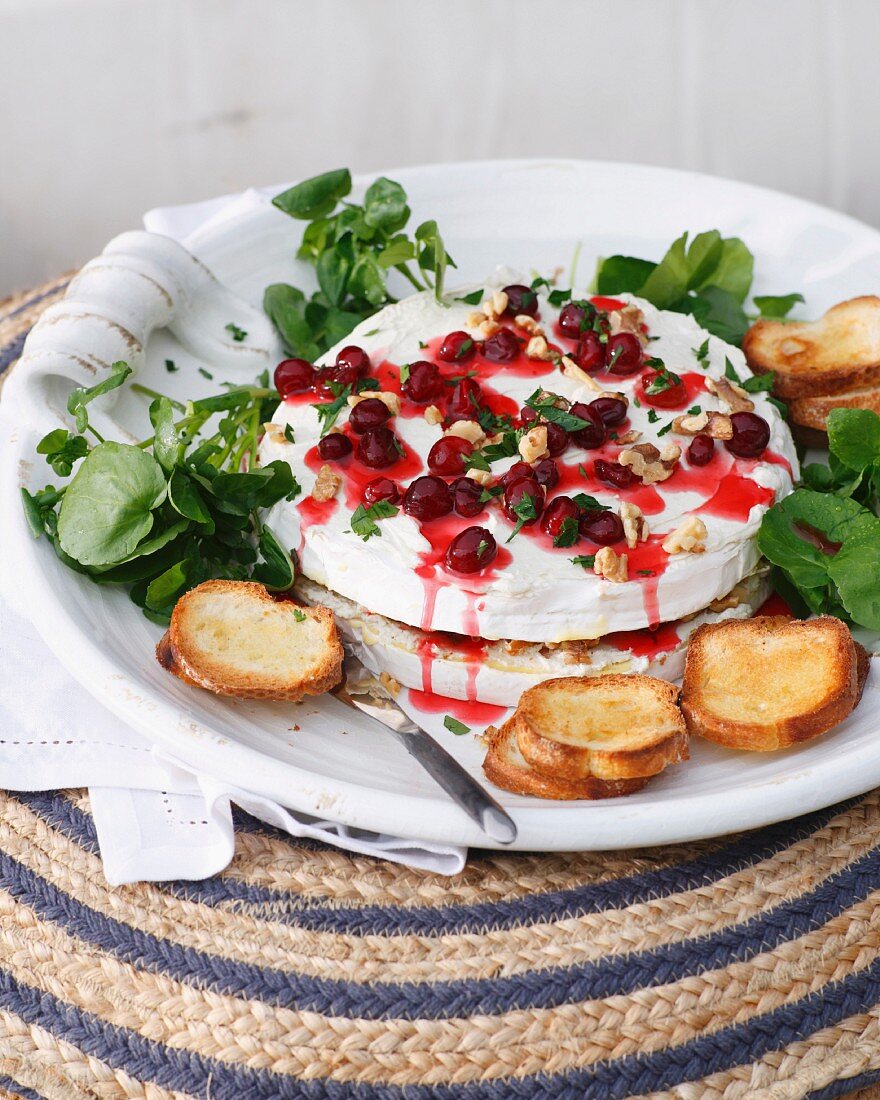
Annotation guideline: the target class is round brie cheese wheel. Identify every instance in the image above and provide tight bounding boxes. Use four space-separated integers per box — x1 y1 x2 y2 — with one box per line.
259 278 797 643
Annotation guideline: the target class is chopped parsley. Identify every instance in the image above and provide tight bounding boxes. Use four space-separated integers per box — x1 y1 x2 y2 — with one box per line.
443 715 471 735
283 424 296 444
164 359 178 373
724 357 741 383
687 405 702 416
643 363 682 395
292 608 307 622
693 338 710 369
456 289 484 306
399 362 411 384
198 367 214 380
350 499 399 540
573 492 609 512
524 389 589 432
552 516 580 548
312 384 353 437
656 421 673 437
506 492 539 543
225 322 248 342
741 371 776 393
647 408 660 424
570 554 596 569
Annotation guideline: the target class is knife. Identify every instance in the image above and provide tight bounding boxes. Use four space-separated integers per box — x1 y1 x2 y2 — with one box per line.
333 652 517 845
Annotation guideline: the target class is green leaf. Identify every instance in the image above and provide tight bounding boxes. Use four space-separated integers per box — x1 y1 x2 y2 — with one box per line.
57 442 167 567
827 408 880 475
552 516 580 548
570 554 596 569
145 560 192 612
595 255 657 295
263 283 320 360
21 488 48 538
443 715 470 736
741 372 776 394
67 361 132 434
168 469 212 524
690 285 749 346
363 177 410 233
377 235 416 269
316 244 352 307
312 384 353 437
456 289 484 306
682 230 723 291
524 390 590 433
224 322 247 343
252 524 295 590
149 396 182 473
638 232 691 308
705 238 753 302
351 500 399 540
272 168 352 220
36 428 89 477
349 253 387 307
572 493 609 512
753 292 804 319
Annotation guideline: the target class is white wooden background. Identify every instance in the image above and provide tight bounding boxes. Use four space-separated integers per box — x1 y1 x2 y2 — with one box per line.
2 0 880 296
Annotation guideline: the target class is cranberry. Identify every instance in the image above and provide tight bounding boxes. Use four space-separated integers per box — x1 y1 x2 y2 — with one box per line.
274 358 314 397
333 345 371 385
438 331 476 362
356 427 400 469
533 456 559 491
638 369 688 409
317 433 353 461
573 331 606 373
605 332 643 375
503 476 543 525
403 476 453 521
483 327 521 363
444 527 497 574
447 377 484 421
569 402 606 449
542 496 580 540
687 434 715 467
545 422 569 456
580 509 625 545
428 436 473 476
726 412 771 458
590 395 628 427
558 300 597 338
312 367 338 400
363 477 400 505
348 398 390 434
452 477 485 518
519 406 539 427
594 459 637 489
502 284 539 318
499 462 534 490
402 361 443 404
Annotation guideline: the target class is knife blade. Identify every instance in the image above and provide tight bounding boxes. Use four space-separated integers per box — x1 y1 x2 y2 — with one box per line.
333 653 517 845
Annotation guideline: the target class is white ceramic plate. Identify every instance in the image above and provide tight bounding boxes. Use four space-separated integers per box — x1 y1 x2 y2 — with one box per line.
5 159 880 851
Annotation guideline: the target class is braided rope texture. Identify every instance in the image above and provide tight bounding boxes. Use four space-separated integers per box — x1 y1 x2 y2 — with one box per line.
3 279 880 1100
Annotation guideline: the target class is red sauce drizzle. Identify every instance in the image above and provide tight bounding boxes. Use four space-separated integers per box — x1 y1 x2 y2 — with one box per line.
295 496 338 554
756 592 794 617
303 436 424 509
407 688 506 727
606 621 681 658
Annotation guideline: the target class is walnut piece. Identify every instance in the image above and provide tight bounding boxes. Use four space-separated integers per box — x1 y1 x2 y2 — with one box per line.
312 464 342 502
348 390 401 416
594 546 629 582
560 355 603 391
424 405 443 426
619 502 648 550
526 335 552 361
662 516 708 554
619 442 681 484
518 425 549 463
706 376 754 413
609 304 648 344
515 314 542 335
379 671 401 697
262 422 289 446
444 419 484 444
616 429 643 445
673 410 734 439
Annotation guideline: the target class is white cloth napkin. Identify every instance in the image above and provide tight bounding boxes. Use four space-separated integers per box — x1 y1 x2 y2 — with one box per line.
0 191 468 882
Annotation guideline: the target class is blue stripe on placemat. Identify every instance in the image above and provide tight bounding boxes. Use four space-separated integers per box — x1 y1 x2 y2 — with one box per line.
15 789 858 935
0 332 27 375
1 953 879 1099
806 1067 880 1100
1 836 879 1021
0 1076 47 1100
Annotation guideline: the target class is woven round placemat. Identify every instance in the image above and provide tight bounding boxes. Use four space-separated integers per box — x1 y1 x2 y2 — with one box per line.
3 277 880 1100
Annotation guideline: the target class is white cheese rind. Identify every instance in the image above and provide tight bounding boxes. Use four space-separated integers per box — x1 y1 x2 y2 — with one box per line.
259 281 797 642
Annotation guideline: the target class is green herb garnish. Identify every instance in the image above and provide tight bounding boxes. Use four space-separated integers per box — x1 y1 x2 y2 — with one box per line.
570 554 596 569
293 608 307 622
443 715 470 735
552 516 580 548
573 493 609 512
225 323 247 343
350 499 399 541
506 492 539 543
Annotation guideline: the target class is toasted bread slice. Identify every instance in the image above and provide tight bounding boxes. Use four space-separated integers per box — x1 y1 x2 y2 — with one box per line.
511 675 688 781
482 721 651 800
160 580 343 700
788 385 880 433
681 615 864 751
743 296 880 399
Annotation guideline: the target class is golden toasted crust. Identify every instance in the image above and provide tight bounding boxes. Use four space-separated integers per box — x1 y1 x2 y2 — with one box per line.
161 580 343 701
482 721 651 800
788 386 880 433
681 616 862 751
512 674 688 781
743 296 880 399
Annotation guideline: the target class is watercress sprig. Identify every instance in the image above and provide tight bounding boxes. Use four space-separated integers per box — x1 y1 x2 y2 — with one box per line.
22 365 298 624
264 169 455 360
